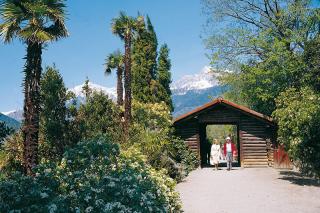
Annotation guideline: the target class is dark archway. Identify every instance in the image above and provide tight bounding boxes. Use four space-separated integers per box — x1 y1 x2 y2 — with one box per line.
200 123 240 167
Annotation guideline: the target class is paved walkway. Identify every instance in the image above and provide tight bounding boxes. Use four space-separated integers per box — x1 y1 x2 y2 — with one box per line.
176 168 320 213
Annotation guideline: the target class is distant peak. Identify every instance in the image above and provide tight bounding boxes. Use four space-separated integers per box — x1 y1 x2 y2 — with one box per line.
1 110 16 116
171 66 219 95
68 81 117 101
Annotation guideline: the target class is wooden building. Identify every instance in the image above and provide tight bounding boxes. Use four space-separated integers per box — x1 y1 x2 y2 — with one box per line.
174 98 279 168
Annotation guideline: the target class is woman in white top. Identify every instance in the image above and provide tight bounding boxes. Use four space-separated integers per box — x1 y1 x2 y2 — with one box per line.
210 139 221 170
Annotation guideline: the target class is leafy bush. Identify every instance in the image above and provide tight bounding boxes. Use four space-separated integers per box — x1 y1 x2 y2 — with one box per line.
166 137 199 178
0 135 182 212
131 101 198 181
273 87 320 177
76 91 122 141
0 131 24 177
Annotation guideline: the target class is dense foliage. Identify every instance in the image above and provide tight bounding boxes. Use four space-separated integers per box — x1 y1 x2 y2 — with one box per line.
273 87 320 177
0 132 24 177
132 16 158 103
40 66 68 161
76 91 122 141
0 135 182 212
155 44 173 112
131 101 198 181
203 0 319 113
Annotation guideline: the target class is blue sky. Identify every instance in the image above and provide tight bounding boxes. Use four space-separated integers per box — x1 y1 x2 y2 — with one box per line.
0 0 209 112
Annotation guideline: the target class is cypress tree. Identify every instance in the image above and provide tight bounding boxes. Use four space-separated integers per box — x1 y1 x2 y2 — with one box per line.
146 15 158 79
156 44 173 112
40 66 67 160
132 15 158 102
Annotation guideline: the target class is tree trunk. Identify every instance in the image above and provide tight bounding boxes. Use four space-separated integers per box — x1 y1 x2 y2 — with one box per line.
22 41 42 175
117 66 124 106
124 35 132 135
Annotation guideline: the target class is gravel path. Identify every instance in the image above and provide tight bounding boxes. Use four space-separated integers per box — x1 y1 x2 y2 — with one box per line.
176 168 320 213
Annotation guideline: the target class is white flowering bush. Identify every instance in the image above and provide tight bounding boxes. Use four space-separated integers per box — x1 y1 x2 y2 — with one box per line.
0 135 182 212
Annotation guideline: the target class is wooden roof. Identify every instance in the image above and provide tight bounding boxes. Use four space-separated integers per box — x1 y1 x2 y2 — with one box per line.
174 97 274 125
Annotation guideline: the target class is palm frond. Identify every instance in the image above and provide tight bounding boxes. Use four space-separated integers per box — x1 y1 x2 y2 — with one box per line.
18 25 54 42
0 21 20 43
104 50 124 75
0 0 68 44
111 11 144 40
44 18 68 40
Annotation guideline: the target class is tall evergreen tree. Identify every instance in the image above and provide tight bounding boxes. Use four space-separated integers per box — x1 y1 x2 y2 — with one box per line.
156 44 173 112
132 15 158 103
146 15 158 79
40 66 67 161
0 0 68 175
82 77 92 99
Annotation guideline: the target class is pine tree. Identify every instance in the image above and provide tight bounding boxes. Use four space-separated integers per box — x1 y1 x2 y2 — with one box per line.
82 77 92 99
132 15 158 103
40 66 67 161
156 44 173 112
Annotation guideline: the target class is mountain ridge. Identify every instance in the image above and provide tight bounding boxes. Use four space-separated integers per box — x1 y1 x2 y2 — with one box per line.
0 113 21 129
2 66 224 120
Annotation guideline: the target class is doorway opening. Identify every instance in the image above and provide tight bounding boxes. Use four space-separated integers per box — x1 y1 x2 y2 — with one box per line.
200 124 240 167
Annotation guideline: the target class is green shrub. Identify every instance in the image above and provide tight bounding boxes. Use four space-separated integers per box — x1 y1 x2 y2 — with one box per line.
166 137 199 178
273 87 320 177
131 101 198 181
0 135 182 212
0 131 24 177
77 91 122 141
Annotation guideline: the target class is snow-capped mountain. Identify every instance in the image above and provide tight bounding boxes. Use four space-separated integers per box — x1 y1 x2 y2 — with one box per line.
171 66 225 117
171 66 219 95
2 66 225 120
0 112 21 129
1 82 117 122
69 82 117 102
2 109 23 122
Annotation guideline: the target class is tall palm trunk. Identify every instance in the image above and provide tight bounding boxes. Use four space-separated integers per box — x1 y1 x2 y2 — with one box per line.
124 35 132 135
117 66 124 106
22 41 42 175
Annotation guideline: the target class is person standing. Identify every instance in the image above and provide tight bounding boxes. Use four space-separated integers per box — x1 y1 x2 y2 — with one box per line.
205 138 212 165
223 137 236 171
210 139 221 170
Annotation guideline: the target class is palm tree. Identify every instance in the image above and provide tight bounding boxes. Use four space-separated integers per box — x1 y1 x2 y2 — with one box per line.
0 0 68 175
105 50 124 106
111 12 144 133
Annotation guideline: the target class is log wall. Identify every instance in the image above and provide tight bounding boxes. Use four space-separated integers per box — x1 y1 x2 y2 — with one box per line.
175 118 200 156
239 116 274 167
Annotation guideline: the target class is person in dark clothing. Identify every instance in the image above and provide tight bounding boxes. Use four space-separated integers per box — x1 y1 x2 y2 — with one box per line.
206 138 212 165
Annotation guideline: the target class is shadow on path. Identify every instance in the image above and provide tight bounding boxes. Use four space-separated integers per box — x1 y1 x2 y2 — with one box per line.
278 170 320 187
